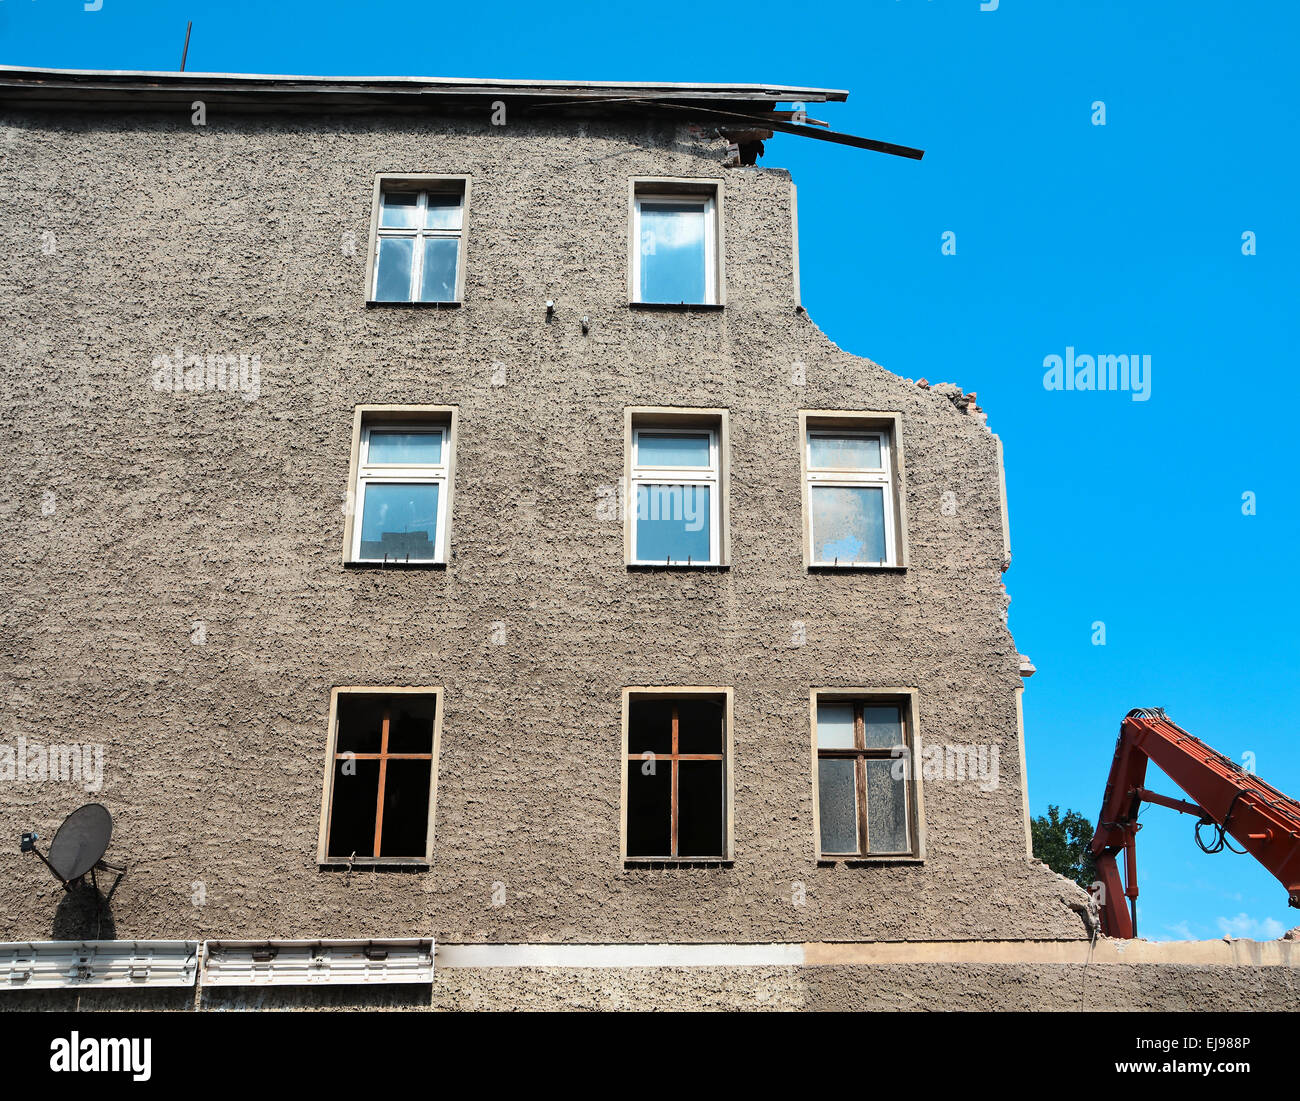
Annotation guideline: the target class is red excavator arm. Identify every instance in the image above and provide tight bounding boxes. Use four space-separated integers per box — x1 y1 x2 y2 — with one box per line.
1090 708 1300 938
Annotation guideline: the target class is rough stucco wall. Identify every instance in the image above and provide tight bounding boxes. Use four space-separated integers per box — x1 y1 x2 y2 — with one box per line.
0 106 1085 947
804 964 1300 1012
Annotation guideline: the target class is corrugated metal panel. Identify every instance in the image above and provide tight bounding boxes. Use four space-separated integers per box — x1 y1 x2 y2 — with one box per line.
0 940 198 990
201 939 434 987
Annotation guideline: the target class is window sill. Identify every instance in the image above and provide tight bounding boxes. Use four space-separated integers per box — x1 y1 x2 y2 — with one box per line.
344 560 447 571
319 859 431 870
629 301 725 312
627 562 729 573
366 300 462 309
624 858 734 869
816 856 924 866
808 564 906 574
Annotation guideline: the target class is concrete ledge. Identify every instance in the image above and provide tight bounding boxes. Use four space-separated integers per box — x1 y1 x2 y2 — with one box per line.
3 946 1297 1010
3 939 1294 1004
803 938 1300 967
436 939 1299 968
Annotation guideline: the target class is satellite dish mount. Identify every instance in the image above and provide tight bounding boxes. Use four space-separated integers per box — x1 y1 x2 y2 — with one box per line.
22 803 127 922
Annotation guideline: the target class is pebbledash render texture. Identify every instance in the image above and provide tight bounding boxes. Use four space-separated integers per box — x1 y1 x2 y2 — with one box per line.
4 67 1291 1012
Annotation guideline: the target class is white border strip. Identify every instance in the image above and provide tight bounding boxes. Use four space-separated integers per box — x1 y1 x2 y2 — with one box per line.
436 943 805 968
4 938 1295 989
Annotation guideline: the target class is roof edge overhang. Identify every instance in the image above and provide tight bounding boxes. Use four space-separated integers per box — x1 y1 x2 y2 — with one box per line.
0 65 849 113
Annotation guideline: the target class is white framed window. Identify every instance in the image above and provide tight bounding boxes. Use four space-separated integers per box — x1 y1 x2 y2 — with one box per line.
805 428 898 566
631 187 719 305
369 181 466 303
351 422 449 563
630 425 721 565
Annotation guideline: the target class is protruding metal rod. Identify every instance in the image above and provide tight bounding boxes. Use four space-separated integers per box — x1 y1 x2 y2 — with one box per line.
180 21 193 72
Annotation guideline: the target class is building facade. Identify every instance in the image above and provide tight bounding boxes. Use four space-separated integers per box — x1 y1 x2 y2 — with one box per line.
1 67 1292 1010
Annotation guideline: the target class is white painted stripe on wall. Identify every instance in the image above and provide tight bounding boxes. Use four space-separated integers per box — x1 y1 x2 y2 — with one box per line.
436 943 807 968
437 939 1300 969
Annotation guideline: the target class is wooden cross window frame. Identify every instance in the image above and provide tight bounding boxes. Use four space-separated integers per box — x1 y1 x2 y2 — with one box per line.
319 688 441 865
816 699 914 857
625 698 726 860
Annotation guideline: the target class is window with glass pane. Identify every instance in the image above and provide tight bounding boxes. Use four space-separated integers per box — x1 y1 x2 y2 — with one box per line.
372 185 465 303
630 425 720 565
634 191 717 305
626 695 726 859
326 692 437 862
352 422 449 563
815 698 915 856
359 483 439 560
806 428 897 566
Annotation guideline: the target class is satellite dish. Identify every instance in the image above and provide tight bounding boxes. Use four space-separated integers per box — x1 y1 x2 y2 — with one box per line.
21 803 126 903
48 803 113 883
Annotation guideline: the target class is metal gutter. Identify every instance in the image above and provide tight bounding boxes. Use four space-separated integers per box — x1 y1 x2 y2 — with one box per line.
201 938 435 987
0 940 199 990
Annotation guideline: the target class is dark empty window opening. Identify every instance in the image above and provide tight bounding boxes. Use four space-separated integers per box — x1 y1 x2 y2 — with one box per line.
626 696 726 859
326 693 436 861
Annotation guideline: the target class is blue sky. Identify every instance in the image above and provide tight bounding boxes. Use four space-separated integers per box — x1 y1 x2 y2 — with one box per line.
3 0 1297 941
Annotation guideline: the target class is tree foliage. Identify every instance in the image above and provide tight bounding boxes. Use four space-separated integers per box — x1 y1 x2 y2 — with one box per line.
1031 804 1098 890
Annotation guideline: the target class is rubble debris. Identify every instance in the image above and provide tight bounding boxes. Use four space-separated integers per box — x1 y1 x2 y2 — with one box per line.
718 127 770 165
925 382 986 424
